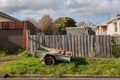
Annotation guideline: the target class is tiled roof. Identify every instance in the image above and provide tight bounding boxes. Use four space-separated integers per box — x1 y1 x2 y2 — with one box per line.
0 11 20 21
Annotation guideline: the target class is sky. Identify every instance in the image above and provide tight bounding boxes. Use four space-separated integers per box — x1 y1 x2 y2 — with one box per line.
0 0 120 24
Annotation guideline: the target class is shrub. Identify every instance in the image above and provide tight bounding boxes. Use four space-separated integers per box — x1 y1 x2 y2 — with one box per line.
112 45 120 58
0 48 24 55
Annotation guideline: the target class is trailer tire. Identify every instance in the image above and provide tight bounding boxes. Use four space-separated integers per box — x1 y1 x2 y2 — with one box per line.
44 56 56 65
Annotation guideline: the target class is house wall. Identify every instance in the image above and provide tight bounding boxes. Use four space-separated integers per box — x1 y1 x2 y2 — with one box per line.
0 16 13 22
107 23 115 35
107 21 120 35
0 30 23 49
118 20 120 33
99 27 102 35
66 28 88 35
66 27 95 35
95 27 99 35
95 20 120 35
95 26 103 35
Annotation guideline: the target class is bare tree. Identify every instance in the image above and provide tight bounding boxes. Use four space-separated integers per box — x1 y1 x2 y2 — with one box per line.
28 15 59 34
38 15 53 33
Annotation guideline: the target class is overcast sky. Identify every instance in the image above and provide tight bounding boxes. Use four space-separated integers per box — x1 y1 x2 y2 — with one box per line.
0 0 120 24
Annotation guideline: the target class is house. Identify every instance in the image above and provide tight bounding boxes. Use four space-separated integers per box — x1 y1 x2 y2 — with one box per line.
0 22 37 50
0 11 39 50
66 21 95 36
0 11 19 22
0 20 39 50
94 15 120 36
66 27 95 36
0 21 27 49
77 21 95 28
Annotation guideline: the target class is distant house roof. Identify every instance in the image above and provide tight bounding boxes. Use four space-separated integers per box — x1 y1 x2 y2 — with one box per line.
0 11 20 21
77 21 95 28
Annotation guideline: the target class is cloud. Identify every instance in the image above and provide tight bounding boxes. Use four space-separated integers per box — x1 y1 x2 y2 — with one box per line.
0 0 65 13
0 0 120 20
66 0 120 16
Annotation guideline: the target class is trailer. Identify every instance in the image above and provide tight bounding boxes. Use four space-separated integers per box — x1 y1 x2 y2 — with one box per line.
34 47 72 65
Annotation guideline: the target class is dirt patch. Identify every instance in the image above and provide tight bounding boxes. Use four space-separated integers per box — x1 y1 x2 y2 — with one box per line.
0 58 20 66
0 62 5 65
0 73 8 78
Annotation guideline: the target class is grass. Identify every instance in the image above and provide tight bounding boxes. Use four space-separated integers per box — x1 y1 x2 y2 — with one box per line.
0 51 6 57
0 48 20 54
0 48 22 57
0 48 120 76
0 57 120 76
0 48 32 59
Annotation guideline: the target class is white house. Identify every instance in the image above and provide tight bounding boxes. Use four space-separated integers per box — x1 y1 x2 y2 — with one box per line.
94 15 120 36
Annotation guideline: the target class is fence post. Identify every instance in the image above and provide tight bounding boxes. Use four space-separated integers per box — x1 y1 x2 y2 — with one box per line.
29 35 33 54
107 35 112 57
27 30 30 51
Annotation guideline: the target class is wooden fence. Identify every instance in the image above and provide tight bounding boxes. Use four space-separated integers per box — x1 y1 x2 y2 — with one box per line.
0 21 26 29
28 35 112 58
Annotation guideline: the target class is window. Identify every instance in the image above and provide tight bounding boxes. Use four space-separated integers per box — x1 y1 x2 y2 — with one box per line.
114 22 117 32
103 26 107 34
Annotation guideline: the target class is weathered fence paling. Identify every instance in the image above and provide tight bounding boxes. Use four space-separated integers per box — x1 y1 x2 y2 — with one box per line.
28 35 112 58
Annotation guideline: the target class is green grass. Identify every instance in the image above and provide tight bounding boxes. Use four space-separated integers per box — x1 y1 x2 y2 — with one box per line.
0 51 6 57
0 48 120 76
0 57 120 76
17 50 32 58
0 48 32 59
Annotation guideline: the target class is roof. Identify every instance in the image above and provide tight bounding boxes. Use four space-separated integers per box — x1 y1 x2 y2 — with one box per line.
77 21 95 28
66 27 92 29
66 27 82 29
93 16 120 29
0 11 20 21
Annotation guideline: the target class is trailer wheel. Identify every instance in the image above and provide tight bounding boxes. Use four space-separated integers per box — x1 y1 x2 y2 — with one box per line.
44 56 56 65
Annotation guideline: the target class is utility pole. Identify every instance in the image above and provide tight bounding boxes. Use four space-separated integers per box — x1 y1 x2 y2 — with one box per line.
107 12 110 20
